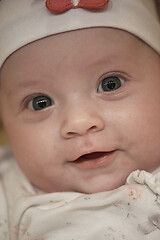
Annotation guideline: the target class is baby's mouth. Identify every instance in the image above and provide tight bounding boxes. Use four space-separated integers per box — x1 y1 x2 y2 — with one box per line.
74 151 115 169
78 152 107 160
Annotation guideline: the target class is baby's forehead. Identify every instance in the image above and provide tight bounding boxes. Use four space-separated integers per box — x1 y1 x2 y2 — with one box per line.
2 28 144 70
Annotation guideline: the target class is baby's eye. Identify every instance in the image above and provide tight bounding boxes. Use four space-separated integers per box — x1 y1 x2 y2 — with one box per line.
28 95 53 111
98 76 125 92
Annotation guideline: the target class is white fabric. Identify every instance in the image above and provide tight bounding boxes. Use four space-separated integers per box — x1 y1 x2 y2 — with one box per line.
0 0 160 68
0 147 160 240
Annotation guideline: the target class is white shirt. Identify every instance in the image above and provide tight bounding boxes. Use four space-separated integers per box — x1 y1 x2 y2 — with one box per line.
0 147 159 240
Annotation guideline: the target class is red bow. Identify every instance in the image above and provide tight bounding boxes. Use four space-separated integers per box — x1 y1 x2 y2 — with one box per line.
46 0 109 13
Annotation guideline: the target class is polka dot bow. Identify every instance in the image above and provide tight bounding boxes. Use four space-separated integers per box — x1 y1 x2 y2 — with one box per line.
46 0 109 12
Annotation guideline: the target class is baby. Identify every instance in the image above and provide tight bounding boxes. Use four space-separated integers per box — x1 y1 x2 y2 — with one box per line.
0 0 160 239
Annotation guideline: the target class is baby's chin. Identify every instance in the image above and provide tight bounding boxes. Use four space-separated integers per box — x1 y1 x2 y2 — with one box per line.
75 182 125 194
33 181 124 194
72 174 128 194
68 179 127 194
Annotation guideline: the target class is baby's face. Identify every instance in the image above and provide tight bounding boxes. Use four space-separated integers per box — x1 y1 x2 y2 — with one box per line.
0 28 160 193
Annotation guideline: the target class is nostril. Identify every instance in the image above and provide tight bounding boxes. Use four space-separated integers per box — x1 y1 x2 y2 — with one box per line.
66 125 100 138
88 125 98 132
66 131 78 138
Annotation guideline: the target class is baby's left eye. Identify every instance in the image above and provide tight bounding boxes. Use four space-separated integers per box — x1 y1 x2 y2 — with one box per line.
97 76 125 92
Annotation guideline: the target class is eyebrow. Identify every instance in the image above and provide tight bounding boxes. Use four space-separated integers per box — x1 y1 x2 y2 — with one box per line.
16 78 44 89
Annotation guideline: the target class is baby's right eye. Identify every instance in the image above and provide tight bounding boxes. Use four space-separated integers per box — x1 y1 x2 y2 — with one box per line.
28 95 53 111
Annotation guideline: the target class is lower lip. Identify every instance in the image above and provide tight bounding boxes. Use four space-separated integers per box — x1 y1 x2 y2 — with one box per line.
74 151 116 169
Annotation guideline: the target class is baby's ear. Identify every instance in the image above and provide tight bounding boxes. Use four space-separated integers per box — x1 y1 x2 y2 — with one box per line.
0 90 1 115
0 119 7 145
156 0 160 20
0 107 1 119
0 119 2 128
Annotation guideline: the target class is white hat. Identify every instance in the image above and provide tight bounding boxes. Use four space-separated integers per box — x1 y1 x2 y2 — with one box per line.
0 0 159 68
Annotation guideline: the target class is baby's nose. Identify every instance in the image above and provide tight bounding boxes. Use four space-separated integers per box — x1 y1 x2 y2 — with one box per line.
60 102 105 139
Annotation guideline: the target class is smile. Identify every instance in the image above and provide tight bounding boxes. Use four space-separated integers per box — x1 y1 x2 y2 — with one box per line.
74 151 116 169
